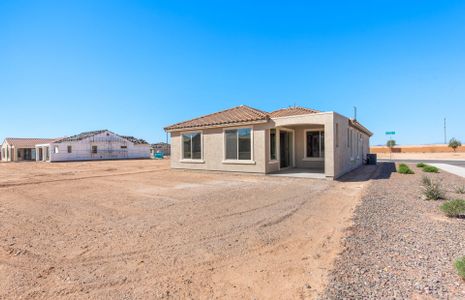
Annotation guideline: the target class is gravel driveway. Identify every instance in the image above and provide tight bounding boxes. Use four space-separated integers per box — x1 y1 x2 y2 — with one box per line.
323 163 465 299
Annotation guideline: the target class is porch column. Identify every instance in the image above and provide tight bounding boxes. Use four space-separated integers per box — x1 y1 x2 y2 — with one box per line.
324 119 335 179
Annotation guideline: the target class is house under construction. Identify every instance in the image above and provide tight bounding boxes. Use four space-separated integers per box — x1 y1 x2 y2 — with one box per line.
35 130 150 162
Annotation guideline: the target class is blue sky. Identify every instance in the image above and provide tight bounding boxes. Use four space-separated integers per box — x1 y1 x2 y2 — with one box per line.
1 0 464 145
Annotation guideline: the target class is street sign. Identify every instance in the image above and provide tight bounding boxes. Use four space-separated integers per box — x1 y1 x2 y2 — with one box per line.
385 131 396 135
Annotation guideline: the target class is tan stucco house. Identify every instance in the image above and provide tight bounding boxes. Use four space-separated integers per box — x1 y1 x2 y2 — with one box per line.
164 105 372 179
1 138 55 162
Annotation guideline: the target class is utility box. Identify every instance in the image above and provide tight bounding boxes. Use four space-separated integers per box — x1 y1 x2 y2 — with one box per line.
366 154 377 165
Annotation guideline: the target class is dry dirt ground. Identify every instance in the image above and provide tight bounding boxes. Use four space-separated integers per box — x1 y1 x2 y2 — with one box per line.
0 159 371 299
376 152 465 160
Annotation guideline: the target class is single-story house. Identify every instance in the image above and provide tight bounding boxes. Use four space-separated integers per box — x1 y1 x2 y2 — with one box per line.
1 138 55 162
151 142 171 157
164 105 372 179
35 130 151 162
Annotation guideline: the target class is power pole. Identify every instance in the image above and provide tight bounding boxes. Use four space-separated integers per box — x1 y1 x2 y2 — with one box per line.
444 118 447 144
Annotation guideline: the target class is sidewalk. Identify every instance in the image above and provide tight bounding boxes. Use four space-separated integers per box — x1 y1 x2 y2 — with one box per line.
430 163 465 179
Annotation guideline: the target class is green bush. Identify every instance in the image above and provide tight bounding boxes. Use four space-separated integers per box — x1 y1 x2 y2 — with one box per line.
398 164 414 174
439 199 465 217
416 162 426 168
423 165 439 173
454 185 465 194
455 256 465 280
422 179 445 200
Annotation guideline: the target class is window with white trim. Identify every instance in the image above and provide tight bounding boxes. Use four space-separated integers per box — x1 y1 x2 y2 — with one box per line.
270 129 277 160
182 132 202 159
305 130 324 158
225 128 252 160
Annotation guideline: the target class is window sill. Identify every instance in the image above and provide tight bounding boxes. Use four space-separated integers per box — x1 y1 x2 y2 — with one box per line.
222 160 256 165
302 157 324 161
269 160 279 164
180 159 205 164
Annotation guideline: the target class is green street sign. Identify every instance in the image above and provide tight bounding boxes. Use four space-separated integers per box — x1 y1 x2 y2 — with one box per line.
385 131 396 135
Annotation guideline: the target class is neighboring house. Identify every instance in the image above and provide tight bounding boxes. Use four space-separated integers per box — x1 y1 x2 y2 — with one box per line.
35 130 150 162
164 105 372 179
151 142 171 157
1 138 55 162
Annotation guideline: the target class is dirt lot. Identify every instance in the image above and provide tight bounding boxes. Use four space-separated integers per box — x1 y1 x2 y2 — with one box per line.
0 159 369 299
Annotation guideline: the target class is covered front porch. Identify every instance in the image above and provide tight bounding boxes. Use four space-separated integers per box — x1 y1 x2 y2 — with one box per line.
267 123 328 178
35 144 51 162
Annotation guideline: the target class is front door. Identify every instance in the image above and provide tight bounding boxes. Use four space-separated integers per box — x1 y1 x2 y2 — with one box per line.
280 131 292 168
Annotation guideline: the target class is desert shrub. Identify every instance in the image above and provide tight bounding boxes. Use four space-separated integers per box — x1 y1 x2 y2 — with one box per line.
423 165 439 173
455 257 465 280
398 164 414 174
416 162 426 168
454 185 465 194
422 179 445 200
421 175 432 186
439 199 465 217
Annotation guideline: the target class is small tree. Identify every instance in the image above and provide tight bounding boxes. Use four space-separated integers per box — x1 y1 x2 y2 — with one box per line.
449 138 462 152
386 139 396 149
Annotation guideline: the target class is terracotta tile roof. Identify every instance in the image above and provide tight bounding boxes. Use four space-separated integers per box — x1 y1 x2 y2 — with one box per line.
269 106 319 118
4 138 56 148
164 105 269 131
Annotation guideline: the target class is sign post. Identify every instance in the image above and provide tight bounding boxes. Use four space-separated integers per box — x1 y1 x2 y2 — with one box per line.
385 131 396 160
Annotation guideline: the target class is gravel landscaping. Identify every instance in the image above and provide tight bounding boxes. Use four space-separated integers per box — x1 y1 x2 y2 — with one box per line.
323 163 465 299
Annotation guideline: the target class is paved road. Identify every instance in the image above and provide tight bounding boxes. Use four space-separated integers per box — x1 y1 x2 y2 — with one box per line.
378 159 465 167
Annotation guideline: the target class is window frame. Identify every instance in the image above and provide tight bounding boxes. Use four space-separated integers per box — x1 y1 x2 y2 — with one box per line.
303 129 325 161
180 131 203 162
222 126 255 164
269 128 277 161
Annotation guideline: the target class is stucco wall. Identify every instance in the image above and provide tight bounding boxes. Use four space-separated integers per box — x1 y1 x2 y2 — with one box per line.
332 113 370 178
170 123 268 173
1 141 11 162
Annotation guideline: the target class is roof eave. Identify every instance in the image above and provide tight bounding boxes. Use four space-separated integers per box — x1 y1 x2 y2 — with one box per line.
164 118 269 133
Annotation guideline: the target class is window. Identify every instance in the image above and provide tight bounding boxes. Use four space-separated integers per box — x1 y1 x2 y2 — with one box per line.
182 132 201 159
54 146 59 154
225 128 252 160
67 146 72 153
121 145 127 149
270 129 277 160
305 130 325 158
91 145 98 154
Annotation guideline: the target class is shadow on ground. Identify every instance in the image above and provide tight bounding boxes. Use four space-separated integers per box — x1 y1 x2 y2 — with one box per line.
337 162 396 182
